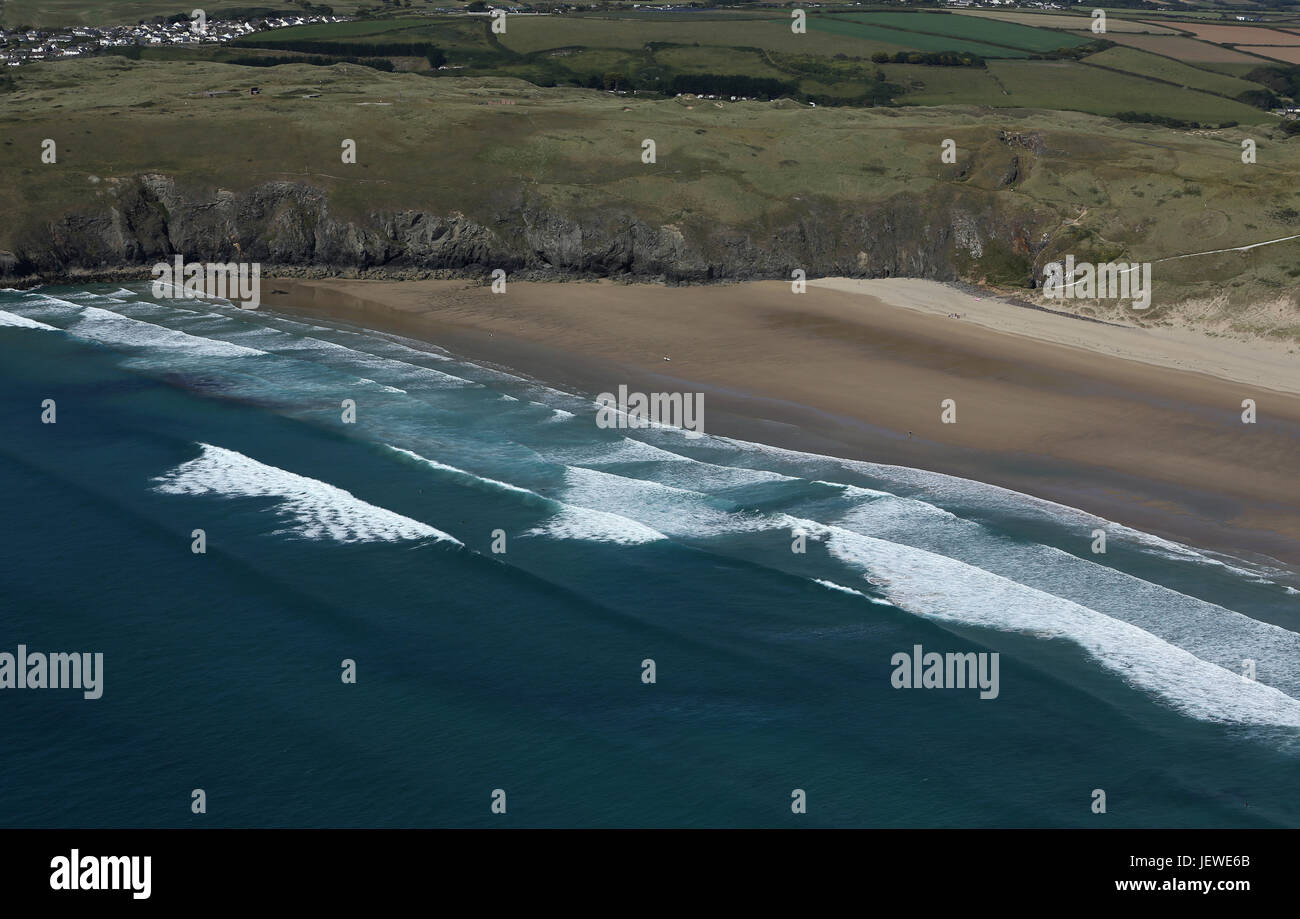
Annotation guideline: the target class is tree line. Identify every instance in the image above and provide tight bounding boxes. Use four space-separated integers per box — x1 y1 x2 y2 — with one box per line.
870 50 984 68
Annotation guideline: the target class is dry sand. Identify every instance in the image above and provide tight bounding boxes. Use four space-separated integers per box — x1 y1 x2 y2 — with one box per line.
810 278 1300 395
262 277 1300 569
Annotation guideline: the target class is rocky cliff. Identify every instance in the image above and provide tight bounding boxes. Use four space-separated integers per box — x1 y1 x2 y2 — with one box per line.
0 173 1049 289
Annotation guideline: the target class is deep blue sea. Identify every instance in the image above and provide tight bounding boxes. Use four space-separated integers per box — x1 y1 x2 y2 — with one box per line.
2 284 1298 827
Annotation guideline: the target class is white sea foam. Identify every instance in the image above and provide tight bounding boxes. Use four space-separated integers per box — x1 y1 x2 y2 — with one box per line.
834 496 1300 695
153 444 461 545
121 310 478 392
813 578 893 605
527 505 667 545
836 493 960 533
557 465 773 538
148 280 237 307
386 445 536 496
9 295 86 321
820 525 1300 727
0 310 57 330
644 429 1283 581
151 279 214 302
812 481 894 499
240 331 475 388
113 300 208 321
548 436 693 467
546 436 796 492
355 329 454 361
24 288 1296 726
67 306 266 358
384 445 668 545
663 464 797 492
356 378 407 394
545 456 1300 726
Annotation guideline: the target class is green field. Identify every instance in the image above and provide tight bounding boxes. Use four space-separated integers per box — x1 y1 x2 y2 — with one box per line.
1 5 1297 332
497 16 909 58
195 12 1295 123
835 11 1092 54
3 55 1298 325
805 15 1035 59
987 60 1267 123
219 11 1293 124
883 63 1007 106
1201 60 1278 77
1085 45 1264 97
232 17 485 50
653 46 786 81
879 57 1271 123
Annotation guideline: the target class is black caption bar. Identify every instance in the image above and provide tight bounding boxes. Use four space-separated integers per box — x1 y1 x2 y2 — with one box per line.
0 828 1283 907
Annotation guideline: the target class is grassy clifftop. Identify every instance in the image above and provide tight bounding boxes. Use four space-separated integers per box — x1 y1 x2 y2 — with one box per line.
1 56 1298 340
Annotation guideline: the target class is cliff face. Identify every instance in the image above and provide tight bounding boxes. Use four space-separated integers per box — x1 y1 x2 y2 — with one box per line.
0 173 1047 287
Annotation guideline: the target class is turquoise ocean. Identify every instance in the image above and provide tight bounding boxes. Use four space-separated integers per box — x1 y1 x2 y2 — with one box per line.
1 284 1297 827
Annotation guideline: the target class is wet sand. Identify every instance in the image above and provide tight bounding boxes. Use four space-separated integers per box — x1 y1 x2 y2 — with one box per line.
261 277 1300 570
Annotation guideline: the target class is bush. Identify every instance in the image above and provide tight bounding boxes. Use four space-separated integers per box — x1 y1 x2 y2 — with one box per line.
878 50 983 68
1114 111 1200 130
1237 88 1281 110
1244 64 1300 100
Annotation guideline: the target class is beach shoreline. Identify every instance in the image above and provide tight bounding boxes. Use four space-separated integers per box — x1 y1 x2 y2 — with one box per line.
260 276 1300 572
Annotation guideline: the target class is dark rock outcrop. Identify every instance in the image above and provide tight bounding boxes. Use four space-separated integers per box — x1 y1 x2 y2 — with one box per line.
0 173 1053 287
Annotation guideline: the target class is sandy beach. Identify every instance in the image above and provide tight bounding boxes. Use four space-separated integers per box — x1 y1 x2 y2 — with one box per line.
261 277 1300 570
